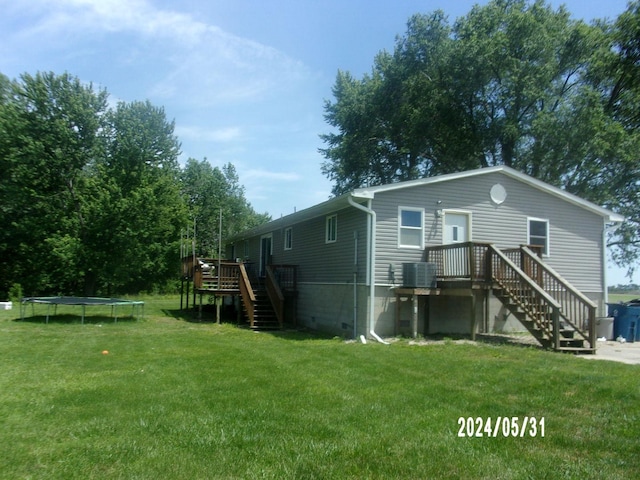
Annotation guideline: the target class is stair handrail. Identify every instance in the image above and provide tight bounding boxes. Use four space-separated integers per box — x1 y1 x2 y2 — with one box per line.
488 245 562 343
265 265 285 328
238 263 256 326
520 246 596 347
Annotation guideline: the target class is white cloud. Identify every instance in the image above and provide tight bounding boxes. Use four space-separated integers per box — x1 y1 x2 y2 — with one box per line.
175 125 242 143
29 0 208 42
5 0 312 107
245 169 301 182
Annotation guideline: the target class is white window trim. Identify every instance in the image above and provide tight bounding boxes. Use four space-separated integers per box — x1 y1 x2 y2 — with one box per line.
398 206 425 249
527 217 550 256
326 214 337 243
284 227 293 251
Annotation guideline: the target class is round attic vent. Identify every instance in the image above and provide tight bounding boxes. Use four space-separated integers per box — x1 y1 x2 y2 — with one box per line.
490 183 507 205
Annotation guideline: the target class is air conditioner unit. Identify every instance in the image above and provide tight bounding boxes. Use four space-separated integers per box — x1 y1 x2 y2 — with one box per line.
402 262 436 288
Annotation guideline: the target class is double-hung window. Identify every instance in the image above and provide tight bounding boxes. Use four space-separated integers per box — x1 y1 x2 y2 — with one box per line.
398 207 424 249
528 218 549 255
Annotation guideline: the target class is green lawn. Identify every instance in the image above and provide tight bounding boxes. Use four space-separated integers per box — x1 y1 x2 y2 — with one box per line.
1 296 639 479
608 293 640 304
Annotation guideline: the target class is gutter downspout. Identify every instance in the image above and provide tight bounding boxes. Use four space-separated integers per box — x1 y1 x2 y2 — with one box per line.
348 195 389 345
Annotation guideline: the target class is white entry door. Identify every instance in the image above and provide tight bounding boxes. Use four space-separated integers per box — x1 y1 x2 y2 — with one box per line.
443 212 471 276
444 212 469 244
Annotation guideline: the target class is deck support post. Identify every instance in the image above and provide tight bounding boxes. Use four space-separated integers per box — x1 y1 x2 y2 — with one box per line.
470 292 477 341
484 288 490 333
411 294 418 339
395 294 401 336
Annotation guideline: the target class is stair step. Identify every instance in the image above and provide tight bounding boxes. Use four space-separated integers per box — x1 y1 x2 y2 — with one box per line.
560 329 576 339
557 346 596 354
241 288 282 330
560 338 585 348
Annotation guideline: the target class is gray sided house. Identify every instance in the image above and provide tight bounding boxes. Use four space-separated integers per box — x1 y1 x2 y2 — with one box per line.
227 166 624 352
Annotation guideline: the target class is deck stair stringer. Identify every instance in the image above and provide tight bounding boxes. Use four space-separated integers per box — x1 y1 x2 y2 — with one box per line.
489 245 595 354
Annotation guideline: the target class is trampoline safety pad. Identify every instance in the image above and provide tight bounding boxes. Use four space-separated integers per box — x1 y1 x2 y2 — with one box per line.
20 296 144 324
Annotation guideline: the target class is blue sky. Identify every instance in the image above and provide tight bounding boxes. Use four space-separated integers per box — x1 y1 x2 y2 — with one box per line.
0 0 636 284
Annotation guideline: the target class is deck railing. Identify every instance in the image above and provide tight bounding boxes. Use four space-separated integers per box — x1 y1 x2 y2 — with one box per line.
424 242 595 350
425 241 492 281
193 260 241 290
181 255 196 278
214 262 241 290
269 265 298 292
265 266 285 327
183 259 297 328
265 265 298 327
486 245 562 346
518 246 596 348
238 263 256 326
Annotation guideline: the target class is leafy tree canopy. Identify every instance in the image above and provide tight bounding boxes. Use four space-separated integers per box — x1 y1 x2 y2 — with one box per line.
320 0 640 275
181 158 271 258
0 72 269 297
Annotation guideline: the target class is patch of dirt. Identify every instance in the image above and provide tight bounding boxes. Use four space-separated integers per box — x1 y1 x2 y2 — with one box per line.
384 333 543 348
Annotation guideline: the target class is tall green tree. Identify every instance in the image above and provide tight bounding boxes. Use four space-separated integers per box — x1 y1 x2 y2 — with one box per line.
0 72 108 295
181 159 270 257
320 0 639 275
92 100 187 293
0 71 271 297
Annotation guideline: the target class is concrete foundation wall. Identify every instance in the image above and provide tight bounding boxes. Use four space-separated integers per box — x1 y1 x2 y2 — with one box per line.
292 283 605 339
296 282 368 338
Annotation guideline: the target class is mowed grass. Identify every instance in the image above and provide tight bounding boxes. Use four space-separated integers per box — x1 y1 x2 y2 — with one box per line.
608 293 640 303
1 296 639 479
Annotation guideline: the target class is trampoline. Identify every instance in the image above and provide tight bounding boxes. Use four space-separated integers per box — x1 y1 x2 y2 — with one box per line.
20 296 144 324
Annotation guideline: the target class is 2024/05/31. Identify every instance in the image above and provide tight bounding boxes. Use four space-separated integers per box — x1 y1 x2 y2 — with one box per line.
457 416 545 438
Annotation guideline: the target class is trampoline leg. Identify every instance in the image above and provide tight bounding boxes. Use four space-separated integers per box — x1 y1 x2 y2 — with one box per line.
82 305 85 324
46 304 50 324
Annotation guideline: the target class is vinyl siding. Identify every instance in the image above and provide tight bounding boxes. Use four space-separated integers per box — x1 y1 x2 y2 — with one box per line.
372 171 604 292
232 206 369 284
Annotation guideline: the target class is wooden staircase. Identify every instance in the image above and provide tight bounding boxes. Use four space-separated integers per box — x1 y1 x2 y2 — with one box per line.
492 286 591 351
425 242 597 353
181 258 296 328
488 245 596 353
247 288 280 330
238 264 296 330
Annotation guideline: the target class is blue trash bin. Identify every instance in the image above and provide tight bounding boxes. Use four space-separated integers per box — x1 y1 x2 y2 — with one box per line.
608 302 640 342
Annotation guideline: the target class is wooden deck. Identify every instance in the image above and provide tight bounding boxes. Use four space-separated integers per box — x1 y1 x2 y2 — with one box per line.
180 256 297 328
396 242 597 353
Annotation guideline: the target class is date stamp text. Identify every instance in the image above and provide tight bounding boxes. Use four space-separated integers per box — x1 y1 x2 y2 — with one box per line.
457 416 545 438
